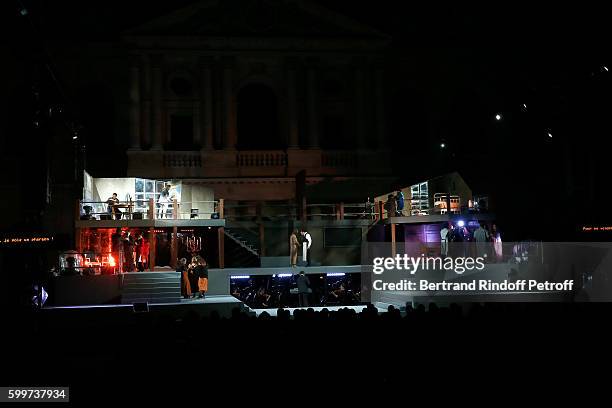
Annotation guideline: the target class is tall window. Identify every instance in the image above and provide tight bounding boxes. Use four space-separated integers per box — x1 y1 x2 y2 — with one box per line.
168 113 194 150
135 179 169 211
237 83 280 150
321 115 347 149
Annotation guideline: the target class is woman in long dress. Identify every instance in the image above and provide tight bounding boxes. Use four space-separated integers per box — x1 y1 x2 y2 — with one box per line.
177 258 191 299
290 229 299 267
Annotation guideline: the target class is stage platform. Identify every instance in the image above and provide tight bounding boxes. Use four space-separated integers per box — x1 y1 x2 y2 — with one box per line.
43 295 249 321
43 296 386 321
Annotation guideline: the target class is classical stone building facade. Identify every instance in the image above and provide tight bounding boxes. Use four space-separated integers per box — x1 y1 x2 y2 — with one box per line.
123 0 394 202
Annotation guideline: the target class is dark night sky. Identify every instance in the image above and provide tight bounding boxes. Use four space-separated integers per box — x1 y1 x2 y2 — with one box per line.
1 0 610 240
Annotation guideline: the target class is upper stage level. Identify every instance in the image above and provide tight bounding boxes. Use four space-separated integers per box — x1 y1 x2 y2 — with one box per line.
76 196 494 229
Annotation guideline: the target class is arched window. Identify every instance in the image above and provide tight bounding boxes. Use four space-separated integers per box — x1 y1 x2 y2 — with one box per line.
321 115 347 149
237 83 281 150
321 78 344 98
169 76 193 98
167 113 194 151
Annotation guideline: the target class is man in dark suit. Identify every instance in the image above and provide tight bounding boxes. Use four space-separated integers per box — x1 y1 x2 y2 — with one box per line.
296 271 311 307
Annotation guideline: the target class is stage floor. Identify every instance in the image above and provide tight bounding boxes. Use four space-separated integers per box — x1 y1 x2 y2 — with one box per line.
43 296 386 319
44 295 242 309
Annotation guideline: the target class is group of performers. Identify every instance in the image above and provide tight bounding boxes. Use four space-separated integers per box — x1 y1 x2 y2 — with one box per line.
111 229 149 272
106 183 175 220
178 255 209 299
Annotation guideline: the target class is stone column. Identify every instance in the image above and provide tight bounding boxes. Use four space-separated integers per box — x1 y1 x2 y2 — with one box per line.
353 61 367 149
306 61 319 148
129 56 141 150
141 55 152 148
222 57 237 150
286 58 299 149
151 54 163 150
192 99 201 149
374 63 386 149
200 58 214 150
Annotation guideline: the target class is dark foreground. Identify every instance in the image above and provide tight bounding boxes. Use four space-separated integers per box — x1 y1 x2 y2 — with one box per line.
3 302 610 402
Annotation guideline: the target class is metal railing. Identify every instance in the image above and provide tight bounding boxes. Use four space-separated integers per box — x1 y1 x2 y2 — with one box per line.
79 197 464 222
175 200 220 220
223 203 297 221
78 201 151 220
78 199 222 221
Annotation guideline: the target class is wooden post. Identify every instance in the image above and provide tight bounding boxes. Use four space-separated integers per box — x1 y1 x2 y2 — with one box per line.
301 196 307 222
148 227 155 271
170 226 178 268
75 228 82 253
218 227 225 268
256 201 265 257
75 200 81 252
148 198 155 220
259 222 265 257
391 223 396 258
172 198 178 219
378 200 384 220
75 199 81 221
335 204 341 220
339 202 345 220
218 198 224 219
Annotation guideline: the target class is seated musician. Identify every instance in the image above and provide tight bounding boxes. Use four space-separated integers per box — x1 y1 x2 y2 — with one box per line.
329 283 346 302
256 287 271 308
106 193 121 220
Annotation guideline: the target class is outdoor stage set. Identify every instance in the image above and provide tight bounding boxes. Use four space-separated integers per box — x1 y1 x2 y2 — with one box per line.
47 172 580 318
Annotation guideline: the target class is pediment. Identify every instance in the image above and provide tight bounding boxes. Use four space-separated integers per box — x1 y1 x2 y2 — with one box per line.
125 0 389 41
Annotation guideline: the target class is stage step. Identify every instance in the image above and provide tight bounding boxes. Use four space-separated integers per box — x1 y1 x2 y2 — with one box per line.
120 272 181 304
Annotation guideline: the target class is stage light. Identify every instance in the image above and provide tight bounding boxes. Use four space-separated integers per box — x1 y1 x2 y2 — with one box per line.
440 143 446 148
230 275 250 279
326 273 345 277
603 66 609 72
31 286 48 307
521 103 527 112
457 220 465 227
19 8 28 16
495 114 502 121
72 135 78 140
547 132 553 138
